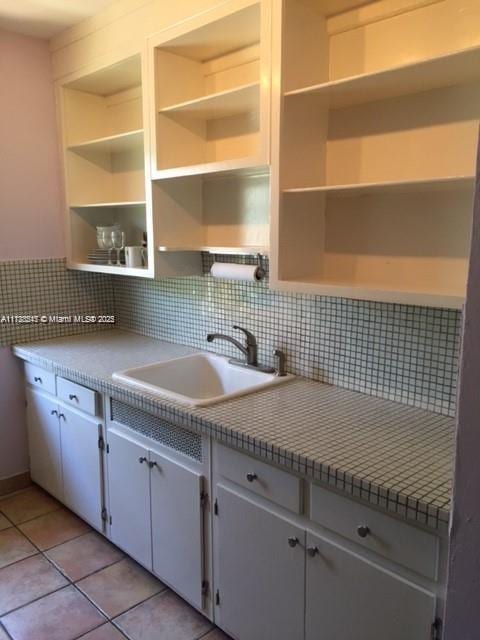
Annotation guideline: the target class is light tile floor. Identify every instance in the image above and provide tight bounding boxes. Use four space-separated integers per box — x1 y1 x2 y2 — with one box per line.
0 485 231 640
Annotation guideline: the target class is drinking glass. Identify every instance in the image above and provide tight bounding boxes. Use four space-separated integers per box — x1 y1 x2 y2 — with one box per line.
101 230 114 265
111 230 125 266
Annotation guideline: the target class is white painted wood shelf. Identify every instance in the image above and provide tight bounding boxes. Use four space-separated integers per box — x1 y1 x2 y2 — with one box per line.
283 176 475 197
70 201 146 209
284 46 480 109
159 83 259 120
152 157 266 180
158 245 269 255
67 129 144 155
69 262 149 276
275 277 465 309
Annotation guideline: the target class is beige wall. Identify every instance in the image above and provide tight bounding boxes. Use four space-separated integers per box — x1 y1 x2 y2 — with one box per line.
0 30 64 481
0 30 64 260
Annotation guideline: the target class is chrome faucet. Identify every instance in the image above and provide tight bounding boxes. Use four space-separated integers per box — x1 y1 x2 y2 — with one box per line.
207 325 275 373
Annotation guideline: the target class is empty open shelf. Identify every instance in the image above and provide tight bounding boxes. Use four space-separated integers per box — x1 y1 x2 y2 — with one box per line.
283 176 475 197
159 83 260 120
67 130 144 155
284 46 480 108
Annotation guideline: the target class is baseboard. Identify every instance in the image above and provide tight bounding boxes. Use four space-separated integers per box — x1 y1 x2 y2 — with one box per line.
0 472 31 497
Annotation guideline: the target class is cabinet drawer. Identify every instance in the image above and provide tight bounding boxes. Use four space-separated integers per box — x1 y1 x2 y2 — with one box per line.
57 377 98 416
24 363 56 395
310 484 438 580
215 443 302 513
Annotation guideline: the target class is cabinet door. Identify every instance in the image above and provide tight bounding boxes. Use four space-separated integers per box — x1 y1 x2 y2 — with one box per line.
150 451 204 609
26 388 62 500
215 485 304 640
106 429 152 568
60 407 103 531
305 531 436 640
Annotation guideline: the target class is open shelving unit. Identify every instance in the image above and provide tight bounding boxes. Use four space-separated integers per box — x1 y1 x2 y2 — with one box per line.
153 170 269 257
270 0 480 308
148 0 270 180
58 54 154 277
147 0 271 261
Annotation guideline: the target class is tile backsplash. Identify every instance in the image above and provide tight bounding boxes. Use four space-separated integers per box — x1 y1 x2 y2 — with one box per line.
1 257 461 416
113 255 461 416
0 258 114 346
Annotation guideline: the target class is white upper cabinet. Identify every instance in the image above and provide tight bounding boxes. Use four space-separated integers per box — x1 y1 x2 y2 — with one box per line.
53 0 478 293
269 0 480 308
147 0 271 179
57 54 156 277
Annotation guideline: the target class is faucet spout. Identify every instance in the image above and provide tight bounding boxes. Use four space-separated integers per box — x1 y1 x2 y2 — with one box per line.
206 326 274 373
207 333 249 359
207 325 259 366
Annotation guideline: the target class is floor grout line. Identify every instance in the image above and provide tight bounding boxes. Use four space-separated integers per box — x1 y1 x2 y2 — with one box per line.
0 619 15 640
0 488 229 640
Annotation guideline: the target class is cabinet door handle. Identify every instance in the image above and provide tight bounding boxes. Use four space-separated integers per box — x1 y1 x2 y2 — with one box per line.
307 546 319 557
138 456 147 464
58 413 66 421
34 376 42 383
246 472 257 482
288 536 299 548
68 394 78 402
50 409 58 416
356 525 371 538
148 461 158 469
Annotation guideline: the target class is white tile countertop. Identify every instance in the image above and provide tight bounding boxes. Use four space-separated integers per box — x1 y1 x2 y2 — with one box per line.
13 329 455 531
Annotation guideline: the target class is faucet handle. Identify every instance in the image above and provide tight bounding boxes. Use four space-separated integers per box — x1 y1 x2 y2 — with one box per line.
273 349 287 377
233 325 257 346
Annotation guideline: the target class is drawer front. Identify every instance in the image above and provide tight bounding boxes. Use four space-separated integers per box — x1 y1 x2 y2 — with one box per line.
310 484 438 580
57 377 98 416
24 363 56 395
215 443 302 513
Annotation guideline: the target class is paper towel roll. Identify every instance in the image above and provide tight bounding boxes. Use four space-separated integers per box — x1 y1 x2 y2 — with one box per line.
210 262 263 281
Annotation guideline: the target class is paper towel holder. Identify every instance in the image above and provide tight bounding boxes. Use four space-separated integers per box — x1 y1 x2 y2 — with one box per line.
256 253 266 281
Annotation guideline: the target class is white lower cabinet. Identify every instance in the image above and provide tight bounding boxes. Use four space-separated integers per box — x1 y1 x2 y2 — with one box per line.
150 450 205 609
215 485 305 640
305 531 436 640
106 427 207 609
106 429 152 568
61 406 104 531
24 367 442 640
26 387 63 501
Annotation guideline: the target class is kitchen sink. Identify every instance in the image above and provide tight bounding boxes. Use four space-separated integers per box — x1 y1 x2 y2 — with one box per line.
113 352 293 407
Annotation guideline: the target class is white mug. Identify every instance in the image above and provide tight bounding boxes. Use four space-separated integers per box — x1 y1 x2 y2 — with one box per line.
125 246 147 268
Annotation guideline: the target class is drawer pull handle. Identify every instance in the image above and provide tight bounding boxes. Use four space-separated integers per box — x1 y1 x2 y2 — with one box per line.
148 461 158 469
34 376 42 383
246 472 258 482
58 413 66 421
357 525 371 538
68 394 78 402
50 409 58 416
139 456 147 464
288 536 299 548
307 546 319 557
